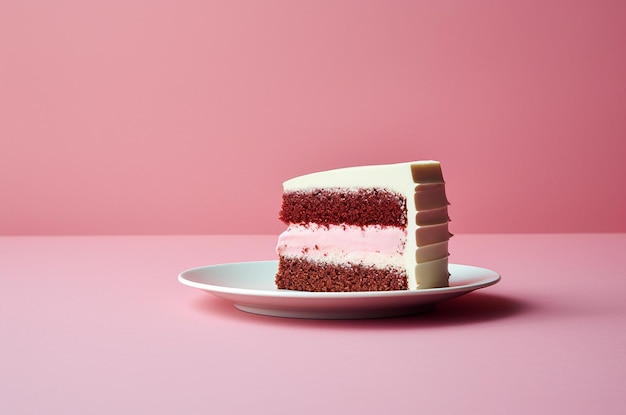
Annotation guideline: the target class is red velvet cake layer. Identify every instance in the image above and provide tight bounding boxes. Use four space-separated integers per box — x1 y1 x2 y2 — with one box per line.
279 188 407 227
276 257 409 292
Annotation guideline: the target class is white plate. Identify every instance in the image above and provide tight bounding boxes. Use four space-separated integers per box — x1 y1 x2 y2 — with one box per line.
178 260 500 319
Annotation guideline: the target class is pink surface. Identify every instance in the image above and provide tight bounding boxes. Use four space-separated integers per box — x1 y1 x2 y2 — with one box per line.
1 234 625 414
1 1 626 235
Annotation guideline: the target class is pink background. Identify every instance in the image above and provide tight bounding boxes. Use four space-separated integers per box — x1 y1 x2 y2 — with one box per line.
2 234 626 414
1 0 625 235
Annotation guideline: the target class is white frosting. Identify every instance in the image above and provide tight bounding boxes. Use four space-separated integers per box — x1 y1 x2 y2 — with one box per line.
280 160 450 289
415 240 449 263
283 161 426 193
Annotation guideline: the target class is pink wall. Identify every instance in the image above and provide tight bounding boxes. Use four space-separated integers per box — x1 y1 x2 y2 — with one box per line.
1 1 625 235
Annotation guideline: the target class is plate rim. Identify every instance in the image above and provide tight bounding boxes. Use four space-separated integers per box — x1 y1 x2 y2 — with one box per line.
178 260 501 299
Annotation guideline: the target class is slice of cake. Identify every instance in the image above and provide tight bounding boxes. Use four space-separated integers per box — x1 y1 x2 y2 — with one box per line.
275 160 451 292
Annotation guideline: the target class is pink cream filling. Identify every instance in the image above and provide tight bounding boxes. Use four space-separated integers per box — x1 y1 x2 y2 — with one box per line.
276 223 407 269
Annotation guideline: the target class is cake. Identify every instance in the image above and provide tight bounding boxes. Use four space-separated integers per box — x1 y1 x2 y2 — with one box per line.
275 160 451 292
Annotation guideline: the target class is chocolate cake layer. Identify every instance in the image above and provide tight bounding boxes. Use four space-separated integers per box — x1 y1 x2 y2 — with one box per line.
276 257 408 292
279 188 407 227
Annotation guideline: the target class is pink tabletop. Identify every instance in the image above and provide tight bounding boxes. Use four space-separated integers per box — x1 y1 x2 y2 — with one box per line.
1 234 624 414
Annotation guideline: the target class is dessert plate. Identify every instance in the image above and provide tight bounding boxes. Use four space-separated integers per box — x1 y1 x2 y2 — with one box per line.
178 260 500 319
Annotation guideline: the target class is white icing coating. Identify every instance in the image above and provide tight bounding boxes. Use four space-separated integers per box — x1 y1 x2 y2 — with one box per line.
283 161 433 193
280 160 450 289
415 241 449 263
415 257 450 289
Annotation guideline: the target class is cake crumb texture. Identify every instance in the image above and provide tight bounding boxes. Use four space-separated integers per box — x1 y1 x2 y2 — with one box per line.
279 188 407 227
276 257 409 292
